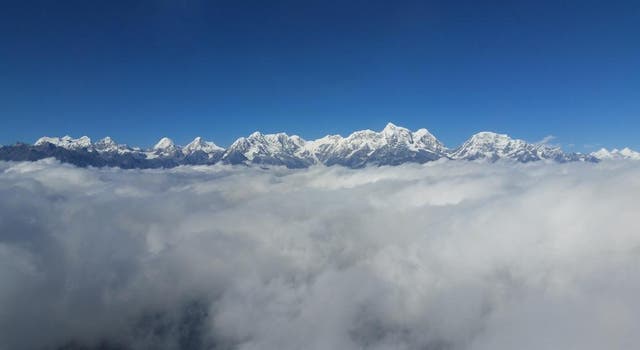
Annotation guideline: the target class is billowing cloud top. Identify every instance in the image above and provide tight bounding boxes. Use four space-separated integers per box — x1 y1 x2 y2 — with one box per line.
0 159 639 349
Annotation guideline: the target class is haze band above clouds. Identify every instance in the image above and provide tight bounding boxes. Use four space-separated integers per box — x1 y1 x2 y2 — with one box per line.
0 159 639 349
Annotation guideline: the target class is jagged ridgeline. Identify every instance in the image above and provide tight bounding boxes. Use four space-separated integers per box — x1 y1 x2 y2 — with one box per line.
0 123 619 169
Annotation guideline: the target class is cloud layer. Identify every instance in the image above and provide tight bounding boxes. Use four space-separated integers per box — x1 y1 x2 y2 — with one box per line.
1 159 639 349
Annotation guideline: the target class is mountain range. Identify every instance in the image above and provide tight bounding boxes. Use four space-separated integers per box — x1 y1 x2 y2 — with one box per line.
1 123 636 169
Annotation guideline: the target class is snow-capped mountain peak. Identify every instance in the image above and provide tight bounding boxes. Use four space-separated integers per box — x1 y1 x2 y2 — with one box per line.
450 132 522 159
619 147 640 159
153 137 176 151
35 135 92 150
94 137 133 154
452 132 540 161
304 134 343 156
183 137 224 154
97 136 116 146
307 123 446 167
591 147 640 160
149 137 181 159
412 128 445 153
382 122 412 141
592 148 614 159
469 131 519 146
381 122 402 133
449 131 589 162
222 131 313 167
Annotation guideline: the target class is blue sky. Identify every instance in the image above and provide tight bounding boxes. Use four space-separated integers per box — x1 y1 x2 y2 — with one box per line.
1 0 639 151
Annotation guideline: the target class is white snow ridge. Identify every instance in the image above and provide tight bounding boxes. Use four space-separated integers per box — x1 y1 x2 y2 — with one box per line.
591 147 640 160
14 123 630 168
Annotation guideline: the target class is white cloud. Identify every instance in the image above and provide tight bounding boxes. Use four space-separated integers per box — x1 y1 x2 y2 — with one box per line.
0 159 639 349
535 135 556 145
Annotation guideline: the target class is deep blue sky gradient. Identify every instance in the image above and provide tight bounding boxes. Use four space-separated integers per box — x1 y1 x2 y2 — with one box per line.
1 0 639 150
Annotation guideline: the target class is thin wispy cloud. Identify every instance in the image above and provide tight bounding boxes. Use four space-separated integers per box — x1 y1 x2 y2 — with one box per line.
535 135 556 145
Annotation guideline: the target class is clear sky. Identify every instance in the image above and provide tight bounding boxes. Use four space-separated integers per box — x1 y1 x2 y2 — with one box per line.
1 0 639 151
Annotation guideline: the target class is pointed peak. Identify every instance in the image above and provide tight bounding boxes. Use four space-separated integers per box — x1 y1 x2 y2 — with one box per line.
381 122 413 136
154 137 175 150
184 137 223 153
383 122 398 130
187 136 211 147
93 136 132 153
591 147 640 160
97 136 117 145
619 148 640 158
412 128 444 149
413 128 434 138
185 137 203 148
591 148 612 158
